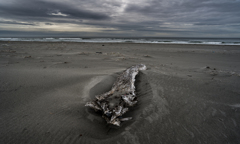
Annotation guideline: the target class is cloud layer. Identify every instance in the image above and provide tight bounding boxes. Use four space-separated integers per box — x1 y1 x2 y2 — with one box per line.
0 0 240 37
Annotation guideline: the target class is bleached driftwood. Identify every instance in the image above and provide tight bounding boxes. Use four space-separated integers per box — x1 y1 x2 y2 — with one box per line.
85 64 147 126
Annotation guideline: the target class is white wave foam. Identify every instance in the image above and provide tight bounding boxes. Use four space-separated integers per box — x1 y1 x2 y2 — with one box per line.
59 38 82 40
0 38 239 45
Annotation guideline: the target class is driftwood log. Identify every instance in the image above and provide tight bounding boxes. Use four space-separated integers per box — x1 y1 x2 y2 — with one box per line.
85 64 147 126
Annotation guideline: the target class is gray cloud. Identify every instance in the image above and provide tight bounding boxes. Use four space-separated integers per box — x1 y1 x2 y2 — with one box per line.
0 20 37 26
45 23 54 25
0 0 240 37
125 0 240 24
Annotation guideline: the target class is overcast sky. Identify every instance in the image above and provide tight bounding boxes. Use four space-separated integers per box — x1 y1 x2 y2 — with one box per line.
0 0 240 37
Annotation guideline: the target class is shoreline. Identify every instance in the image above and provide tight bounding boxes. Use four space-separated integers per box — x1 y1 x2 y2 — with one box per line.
1 40 240 46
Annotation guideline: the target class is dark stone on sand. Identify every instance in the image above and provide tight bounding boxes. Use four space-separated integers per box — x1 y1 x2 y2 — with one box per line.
143 55 152 58
24 56 31 58
22 128 27 132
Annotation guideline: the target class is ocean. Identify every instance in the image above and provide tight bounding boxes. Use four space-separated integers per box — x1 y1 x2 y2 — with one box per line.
0 37 240 45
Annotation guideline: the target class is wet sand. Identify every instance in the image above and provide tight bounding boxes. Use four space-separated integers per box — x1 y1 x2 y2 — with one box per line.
0 42 240 144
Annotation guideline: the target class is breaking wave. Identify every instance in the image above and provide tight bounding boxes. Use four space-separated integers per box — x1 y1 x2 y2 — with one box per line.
0 37 240 45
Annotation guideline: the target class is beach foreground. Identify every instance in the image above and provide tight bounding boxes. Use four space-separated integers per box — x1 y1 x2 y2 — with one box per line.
0 42 240 144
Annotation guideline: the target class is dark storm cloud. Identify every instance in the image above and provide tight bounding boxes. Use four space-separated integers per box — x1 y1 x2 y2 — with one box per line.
0 0 110 20
0 0 240 37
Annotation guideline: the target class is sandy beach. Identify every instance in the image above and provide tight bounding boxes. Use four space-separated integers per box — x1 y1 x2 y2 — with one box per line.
1 41 240 144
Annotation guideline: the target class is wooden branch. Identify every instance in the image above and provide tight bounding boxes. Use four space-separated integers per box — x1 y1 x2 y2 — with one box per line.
85 64 147 126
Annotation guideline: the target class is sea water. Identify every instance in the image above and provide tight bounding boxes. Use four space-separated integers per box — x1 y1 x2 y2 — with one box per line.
0 37 240 45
